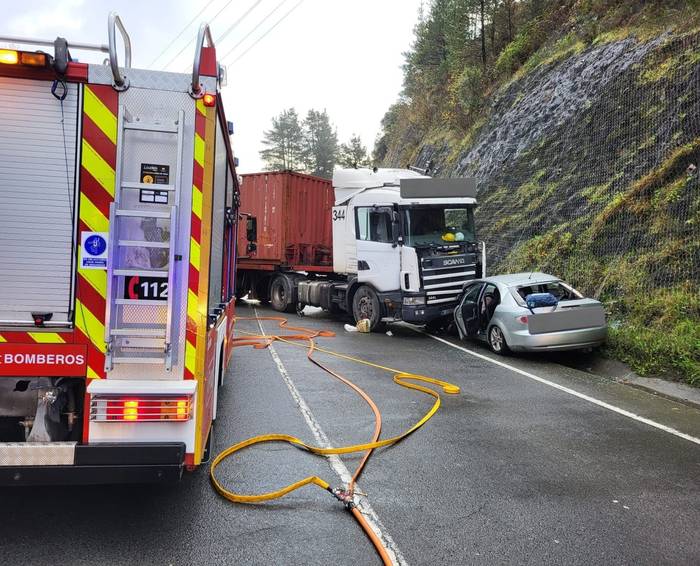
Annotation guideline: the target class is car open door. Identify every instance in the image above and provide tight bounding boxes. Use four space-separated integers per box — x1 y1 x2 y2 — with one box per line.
454 282 483 339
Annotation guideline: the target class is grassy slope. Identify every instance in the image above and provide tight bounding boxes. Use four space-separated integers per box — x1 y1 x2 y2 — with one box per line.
381 2 700 384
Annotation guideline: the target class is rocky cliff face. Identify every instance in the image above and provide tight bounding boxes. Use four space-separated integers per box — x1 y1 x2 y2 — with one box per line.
383 30 700 383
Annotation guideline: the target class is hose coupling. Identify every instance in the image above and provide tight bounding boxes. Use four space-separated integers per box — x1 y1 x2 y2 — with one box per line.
328 487 356 510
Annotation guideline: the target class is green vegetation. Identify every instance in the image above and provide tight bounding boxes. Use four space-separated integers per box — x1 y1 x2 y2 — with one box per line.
260 109 369 178
376 0 700 385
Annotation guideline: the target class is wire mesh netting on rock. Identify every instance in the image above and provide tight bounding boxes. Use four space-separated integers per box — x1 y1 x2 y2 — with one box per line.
415 31 700 381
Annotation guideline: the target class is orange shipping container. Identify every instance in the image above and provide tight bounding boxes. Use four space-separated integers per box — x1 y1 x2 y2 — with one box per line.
237 171 334 271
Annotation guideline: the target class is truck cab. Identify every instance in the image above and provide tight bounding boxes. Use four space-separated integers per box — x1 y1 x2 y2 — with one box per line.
332 168 481 329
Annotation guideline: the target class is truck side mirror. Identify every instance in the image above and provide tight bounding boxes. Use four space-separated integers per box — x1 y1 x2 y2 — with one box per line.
391 210 401 247
246 217 257 242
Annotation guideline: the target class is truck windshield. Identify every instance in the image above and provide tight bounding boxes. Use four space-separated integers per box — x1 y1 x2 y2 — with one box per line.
402 206 476 246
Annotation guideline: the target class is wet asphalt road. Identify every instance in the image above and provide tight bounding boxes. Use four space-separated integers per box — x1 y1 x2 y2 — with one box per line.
1 303 699 565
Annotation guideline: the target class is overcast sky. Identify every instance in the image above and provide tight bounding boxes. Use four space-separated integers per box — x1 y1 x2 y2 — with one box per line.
2 0 423 172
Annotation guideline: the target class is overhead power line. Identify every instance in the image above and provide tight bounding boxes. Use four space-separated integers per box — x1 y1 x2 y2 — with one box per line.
215 0 265 45
226 0 304 65
149 0 217 68
219 0 296 63
162 0 237 70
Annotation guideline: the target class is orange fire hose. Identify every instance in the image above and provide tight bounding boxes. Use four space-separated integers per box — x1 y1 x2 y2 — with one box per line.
210 315 459 565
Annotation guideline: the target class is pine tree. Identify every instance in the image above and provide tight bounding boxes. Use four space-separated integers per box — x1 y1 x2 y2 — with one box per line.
259 108 304 171
302 109 338 179
338 135 370 169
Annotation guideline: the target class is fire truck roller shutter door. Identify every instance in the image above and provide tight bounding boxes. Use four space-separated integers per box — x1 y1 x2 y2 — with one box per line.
0 77 80 325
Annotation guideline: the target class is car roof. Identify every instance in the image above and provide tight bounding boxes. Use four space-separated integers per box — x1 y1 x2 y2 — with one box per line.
482 272 559 286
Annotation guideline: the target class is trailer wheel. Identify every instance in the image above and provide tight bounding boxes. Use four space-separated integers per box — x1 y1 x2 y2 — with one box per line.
352 285 384 332
270 275 295 313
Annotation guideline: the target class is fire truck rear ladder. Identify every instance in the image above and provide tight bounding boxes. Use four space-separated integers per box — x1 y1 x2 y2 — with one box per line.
104 107 185 371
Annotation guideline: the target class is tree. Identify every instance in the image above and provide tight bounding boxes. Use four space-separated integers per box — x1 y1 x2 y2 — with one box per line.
504 0 514 42
259 108 304 171
338 135 370 169
480 0 486 68
302 109 337 179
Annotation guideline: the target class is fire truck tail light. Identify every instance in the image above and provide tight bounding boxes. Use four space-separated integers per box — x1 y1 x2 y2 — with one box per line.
90 395 193 422
0 49 19 65
202 93 216 107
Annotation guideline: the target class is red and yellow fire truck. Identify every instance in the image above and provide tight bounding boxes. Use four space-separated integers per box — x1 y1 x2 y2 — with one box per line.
0 13 239 483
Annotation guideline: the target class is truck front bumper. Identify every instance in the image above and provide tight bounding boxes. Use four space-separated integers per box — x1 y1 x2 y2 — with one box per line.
401 302 456 324
0 442 186 486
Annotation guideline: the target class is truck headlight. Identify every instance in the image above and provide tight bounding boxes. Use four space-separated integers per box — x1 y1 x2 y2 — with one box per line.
403 296 426 306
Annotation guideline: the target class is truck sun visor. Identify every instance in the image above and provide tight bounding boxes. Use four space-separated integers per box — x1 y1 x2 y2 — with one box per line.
400 177 477 199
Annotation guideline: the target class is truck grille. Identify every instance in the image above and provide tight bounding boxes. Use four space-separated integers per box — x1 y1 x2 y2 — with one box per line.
420 255 476 305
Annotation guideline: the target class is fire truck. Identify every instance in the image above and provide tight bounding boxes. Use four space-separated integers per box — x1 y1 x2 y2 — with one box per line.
0 13 239 483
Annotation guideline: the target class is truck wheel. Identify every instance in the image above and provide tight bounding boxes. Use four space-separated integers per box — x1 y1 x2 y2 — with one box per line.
352 285 384 332
270 275 295 313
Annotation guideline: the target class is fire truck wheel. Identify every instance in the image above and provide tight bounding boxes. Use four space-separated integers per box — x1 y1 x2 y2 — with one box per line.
270 275 295 313
352 285 384 332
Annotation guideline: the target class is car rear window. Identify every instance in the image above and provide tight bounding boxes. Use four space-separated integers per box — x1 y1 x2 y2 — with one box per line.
510 281 582 306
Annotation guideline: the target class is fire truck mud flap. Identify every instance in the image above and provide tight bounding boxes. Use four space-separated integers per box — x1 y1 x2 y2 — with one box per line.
0 442 185 485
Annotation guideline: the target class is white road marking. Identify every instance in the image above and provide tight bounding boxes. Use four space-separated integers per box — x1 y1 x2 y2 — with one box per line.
426 333 700 446
255 312 407 566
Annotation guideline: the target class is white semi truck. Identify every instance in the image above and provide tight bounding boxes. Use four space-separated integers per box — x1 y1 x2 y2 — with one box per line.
237 168 484 331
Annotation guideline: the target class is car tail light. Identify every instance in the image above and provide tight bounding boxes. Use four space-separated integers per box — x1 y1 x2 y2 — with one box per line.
90 395 193 422
516 315 528 325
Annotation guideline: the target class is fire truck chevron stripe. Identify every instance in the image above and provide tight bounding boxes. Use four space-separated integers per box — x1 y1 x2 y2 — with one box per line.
185 341 196 374
82 115 117 170
82 139 116 197
84 85 118 144
190 238 201 269
28 332 65 344
187 289 199 324
196 99 206 116
191 185 203 219
0 335 6 343
78 267 108 298
79 193 109 233
194 134 205 166
75 300 106 354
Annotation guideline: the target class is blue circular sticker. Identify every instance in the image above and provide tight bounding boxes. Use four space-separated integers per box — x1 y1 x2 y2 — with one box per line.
85 235 107 256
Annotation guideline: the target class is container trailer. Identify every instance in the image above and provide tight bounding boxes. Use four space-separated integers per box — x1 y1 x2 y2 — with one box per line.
237 169 484 331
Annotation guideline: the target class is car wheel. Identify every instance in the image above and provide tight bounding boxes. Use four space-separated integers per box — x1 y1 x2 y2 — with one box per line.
352 285 384 332
488 325 510 355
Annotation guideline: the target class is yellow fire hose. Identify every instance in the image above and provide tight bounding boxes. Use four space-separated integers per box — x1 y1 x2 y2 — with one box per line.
210 316 460 565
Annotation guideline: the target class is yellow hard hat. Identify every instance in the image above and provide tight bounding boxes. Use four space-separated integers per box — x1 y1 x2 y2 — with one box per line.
442 232 456 242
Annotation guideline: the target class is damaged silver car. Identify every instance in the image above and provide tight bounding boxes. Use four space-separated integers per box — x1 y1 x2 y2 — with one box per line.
453 273 607 354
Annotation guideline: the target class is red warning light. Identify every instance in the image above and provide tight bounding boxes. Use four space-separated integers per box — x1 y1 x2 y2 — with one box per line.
202 93 216 107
